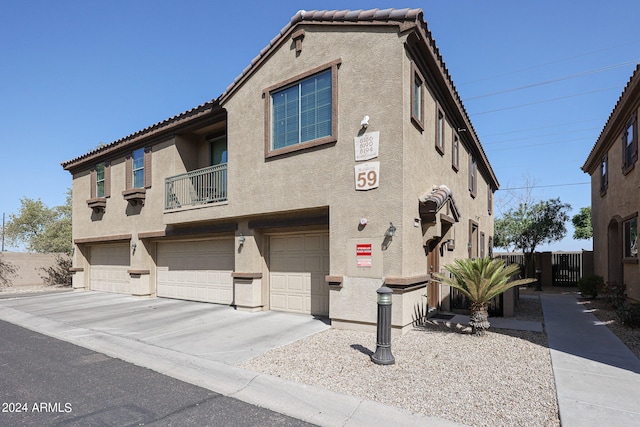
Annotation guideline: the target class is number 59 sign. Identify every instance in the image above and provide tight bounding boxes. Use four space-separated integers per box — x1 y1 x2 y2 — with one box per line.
354 162 380 191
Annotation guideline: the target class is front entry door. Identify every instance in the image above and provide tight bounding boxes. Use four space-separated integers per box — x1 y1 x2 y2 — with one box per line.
427 243 440 309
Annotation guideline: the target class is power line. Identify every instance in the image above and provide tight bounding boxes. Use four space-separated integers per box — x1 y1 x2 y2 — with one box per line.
471 86 619 116
485 137 592 151
480 118 602 138
498 182 590 191
458 42 637 86
483 127 598 145
464 59 639 101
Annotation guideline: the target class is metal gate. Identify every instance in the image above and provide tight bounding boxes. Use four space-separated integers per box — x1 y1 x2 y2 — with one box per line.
552 252 581 286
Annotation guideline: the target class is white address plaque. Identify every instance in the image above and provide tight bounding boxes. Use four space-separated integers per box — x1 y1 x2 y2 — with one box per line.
354 162 380 191
354 131 379 161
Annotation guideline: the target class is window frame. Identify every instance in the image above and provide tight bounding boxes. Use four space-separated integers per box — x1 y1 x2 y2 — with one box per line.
263 59 340 159
623 213 638 261
132 148 145 189
452 132 459 171
96 162 105 198
435 105 445 155
600 154 608 196
410 62 424 131
468 153 477 198
623 113 638 175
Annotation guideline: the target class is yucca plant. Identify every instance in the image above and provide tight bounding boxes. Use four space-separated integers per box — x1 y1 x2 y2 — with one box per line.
433 258 536 335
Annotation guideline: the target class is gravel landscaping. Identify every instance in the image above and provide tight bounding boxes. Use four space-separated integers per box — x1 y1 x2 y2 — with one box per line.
240 294 560 427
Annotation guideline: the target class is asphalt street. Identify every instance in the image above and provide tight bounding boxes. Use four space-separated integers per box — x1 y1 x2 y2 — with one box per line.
0 319 313 427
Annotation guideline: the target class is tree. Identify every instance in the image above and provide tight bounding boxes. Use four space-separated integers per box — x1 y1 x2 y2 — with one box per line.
4 190 72 254
434 258 535 335
572 207 593 240
494 198 571 277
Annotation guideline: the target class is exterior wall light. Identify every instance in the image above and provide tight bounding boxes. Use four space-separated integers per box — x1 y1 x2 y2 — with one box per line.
360 115 369 129
131 241 137 255
238 234 246 247
385 222 396 238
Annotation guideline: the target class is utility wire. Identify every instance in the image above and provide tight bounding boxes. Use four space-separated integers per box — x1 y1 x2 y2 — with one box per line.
458 42 637 86
483 127 598 145
498 182 590 191
464 60 638 101
471 86 619 116
481 118 601 138
485 137 592 151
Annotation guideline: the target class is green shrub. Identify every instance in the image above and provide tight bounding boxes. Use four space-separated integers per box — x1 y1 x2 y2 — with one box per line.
601 282 627 308
617 303 640 329
577 274 603 298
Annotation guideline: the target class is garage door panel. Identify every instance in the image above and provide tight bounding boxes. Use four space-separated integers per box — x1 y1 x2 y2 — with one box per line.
270 233 329 316
157 239 234 304
90 245 130 294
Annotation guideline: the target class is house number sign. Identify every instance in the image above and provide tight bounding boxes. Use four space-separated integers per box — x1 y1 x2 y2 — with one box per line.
354 131 379 161
354 162 380 191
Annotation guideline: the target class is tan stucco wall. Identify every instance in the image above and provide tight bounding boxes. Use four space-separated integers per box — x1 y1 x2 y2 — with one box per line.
590 104 640 300
0 252 62 287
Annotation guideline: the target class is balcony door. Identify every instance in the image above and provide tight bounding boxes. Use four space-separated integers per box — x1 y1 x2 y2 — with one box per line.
210 136 227 166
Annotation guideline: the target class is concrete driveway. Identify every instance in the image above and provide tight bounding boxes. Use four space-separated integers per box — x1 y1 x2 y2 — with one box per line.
0 290 330 365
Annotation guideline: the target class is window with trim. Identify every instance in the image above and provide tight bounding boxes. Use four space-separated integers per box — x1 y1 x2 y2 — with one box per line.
488 184 493 215
452 133 459 170
124 147 152 196
96 162 105 198
623 113 637 174
436 107 445 154
410 63 424 130
624 215 638 259
264 60 339 157
600 154 608 195
469 154 477 197
133 148 145 188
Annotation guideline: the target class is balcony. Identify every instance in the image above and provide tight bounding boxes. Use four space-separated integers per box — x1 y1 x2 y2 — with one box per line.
165 164 227 210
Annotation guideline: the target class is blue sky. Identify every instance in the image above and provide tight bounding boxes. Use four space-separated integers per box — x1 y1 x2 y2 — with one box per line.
1 0 638 252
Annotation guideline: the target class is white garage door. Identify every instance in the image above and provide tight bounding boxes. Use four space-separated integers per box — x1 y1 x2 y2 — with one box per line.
270 233 329 316
90 244 130 294
157 239 234 304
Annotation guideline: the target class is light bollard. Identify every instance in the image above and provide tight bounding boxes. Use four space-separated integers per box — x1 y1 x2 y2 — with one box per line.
371 286 395 365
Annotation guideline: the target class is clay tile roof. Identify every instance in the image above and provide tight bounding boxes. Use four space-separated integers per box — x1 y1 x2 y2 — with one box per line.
583 63 640 172
419 185 460 220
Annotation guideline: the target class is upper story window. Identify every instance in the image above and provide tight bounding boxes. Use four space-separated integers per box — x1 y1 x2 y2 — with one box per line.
264 60 340 158
452 133 459 171
488 183 493 215
436 107 445 154
132 148 145 188
210 136 228 165
469 154 477 197
410 62 424 130
600 154 608 195
96 162 105 197
623 215 638 259
623 113 637 174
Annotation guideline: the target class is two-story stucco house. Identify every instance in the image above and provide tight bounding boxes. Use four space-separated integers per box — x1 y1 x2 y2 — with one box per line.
62 8 499 334
583 64 640 301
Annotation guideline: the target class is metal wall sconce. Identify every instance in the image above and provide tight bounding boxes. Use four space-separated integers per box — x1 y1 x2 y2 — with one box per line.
385 222 396 238
360 115 369 129
131 241 137 255
238 234 246 247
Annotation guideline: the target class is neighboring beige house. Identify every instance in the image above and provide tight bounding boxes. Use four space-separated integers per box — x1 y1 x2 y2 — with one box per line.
583 64 640 301
62 9 499 334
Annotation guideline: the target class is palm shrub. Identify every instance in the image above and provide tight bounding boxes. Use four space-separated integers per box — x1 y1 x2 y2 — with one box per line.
433 258 536 336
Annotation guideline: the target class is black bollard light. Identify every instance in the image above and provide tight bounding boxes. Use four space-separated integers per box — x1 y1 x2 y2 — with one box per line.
535 268 542 291
371 286 395 365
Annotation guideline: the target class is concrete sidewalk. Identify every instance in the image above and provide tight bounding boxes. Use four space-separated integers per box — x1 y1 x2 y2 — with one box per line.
0 290 467 427
541 293 640 427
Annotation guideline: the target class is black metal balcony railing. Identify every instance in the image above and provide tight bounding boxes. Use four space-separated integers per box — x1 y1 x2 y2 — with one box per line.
165 164 227 210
